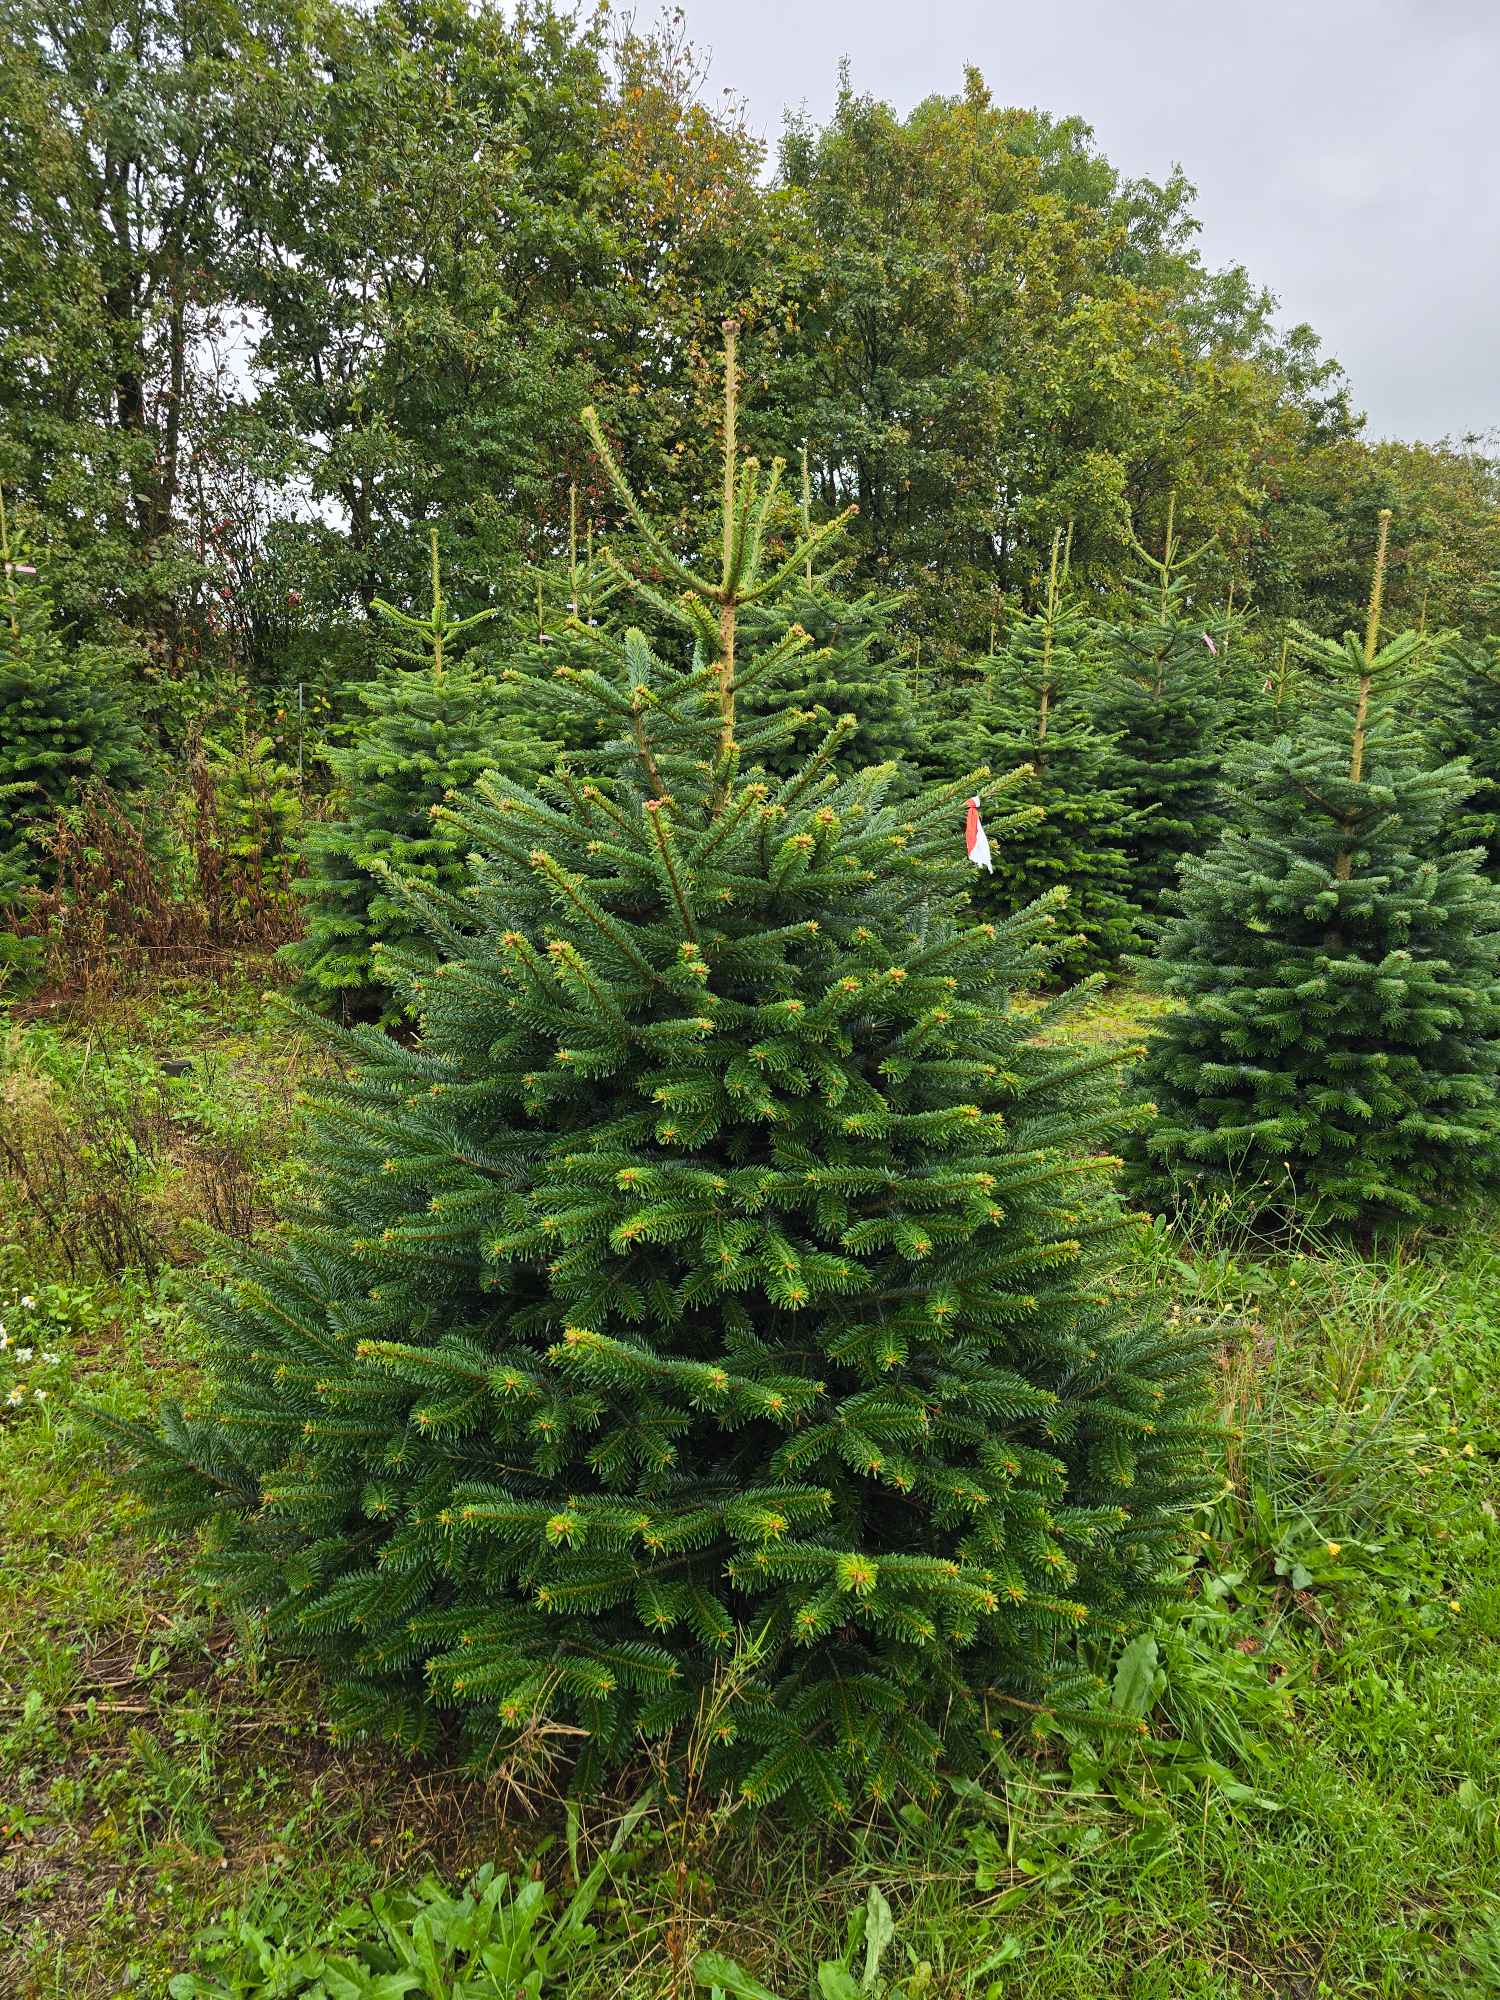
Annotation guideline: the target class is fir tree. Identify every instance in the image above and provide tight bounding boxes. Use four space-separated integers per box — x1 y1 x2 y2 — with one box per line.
484 488 631 764
1095 497 1229 914
738 448 921 782
97 328 1209 1814
282 533 555 1021
1417 633 1500 872
0 494 150 898
951 531 1140 979
1133 512 1500 1232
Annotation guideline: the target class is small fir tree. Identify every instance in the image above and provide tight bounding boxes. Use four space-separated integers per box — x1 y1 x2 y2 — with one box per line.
97 328 1209 1813
0 494 150 897
1417 633 1500 872
738 448 921 783
952 530 1140 978
197 705 304 937
1133 512 1500 1231
1095 497 1229 913
282 533 555 1020
484 487 631 763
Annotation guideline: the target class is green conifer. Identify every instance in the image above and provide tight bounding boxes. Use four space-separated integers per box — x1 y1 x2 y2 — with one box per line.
953 531 1140 979
484 489 630 763
96 329 1209 1813
1417 633 1500 872
738 448 921 782
282 533 554 1020
1133 513 1500 1231
1095 498 1228 913
0 494 150 898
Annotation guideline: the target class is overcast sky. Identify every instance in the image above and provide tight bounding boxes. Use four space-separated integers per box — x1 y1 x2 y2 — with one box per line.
676 0 1500 444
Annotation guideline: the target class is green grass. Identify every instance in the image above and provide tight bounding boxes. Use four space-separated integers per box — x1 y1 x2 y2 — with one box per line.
1 976 1497 1997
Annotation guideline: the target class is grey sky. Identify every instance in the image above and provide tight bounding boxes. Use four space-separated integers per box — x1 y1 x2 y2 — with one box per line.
678 0 1500 444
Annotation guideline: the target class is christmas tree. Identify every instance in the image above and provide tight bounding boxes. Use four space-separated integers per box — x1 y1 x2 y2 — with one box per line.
1416 633 1500 873
0 493 150 900
1133 512 1500 1232
1095 497 1229 914
483 487 631 764
953 530 1140 979
737 448 922 783
282 533 555 1021
96 328 1209 1813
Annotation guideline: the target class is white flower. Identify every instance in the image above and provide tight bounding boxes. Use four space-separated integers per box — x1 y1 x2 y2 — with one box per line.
0 1332 8 1351
19 1296 35 1310
32 1388 47 1403
16 1349 32 1365
41 1352 59 1366
6 1386 23 1406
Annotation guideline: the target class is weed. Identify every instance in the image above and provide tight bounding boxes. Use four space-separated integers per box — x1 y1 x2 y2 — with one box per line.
169 1860 613 1999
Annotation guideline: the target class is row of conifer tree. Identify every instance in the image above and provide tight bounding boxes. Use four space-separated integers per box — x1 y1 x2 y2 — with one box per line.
8 357 1500 1238
85 335 1500 1817
259 416 1500 1235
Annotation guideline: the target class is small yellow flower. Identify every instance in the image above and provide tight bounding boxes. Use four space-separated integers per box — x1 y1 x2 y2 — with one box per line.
1448 1600 1462 1615
1325 1541 1341 1557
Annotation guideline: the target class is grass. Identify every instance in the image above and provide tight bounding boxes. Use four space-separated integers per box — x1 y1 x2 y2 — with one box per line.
1 975 1498 1997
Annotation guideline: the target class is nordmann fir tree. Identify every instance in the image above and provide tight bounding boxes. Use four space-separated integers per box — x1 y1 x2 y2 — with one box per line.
282 533 555 1022
95 326 1211 1814
1133 512 1500 1232
1416 632 1500 874
737 447 922 785
1095 496 1230 914
0 491 150 899
484 486 631 764
957 529 1140 979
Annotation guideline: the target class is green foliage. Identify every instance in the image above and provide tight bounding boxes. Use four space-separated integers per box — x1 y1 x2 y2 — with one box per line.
11 0 1464 719
5 976 1500 1995
0 1007 304 1280
768 71 1355 653
1256 433 1500 639
282 535 554 1021
1133 527 1500 1230
696 1886 923 2000
0 1279 71 1426
198 708 303 932
735 451 922 785
1418 633 1500 871
0 507 150 899
99 364 1209 1816
941 531 1141 978
1093 499 1230 915
169 1862 611 2000
740 574 921 784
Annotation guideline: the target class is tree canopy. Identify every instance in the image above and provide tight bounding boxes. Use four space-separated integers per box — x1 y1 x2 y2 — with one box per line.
4 1 1492 708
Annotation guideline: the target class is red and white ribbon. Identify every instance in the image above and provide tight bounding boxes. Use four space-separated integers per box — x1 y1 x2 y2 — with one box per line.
965 796 992 872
